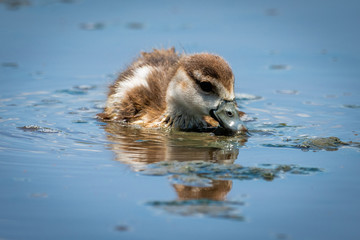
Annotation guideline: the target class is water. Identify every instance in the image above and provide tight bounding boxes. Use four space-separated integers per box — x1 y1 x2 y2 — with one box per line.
1 0 360 239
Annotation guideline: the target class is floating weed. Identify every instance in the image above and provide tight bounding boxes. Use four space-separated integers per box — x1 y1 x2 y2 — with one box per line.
343 104 360 109
269 65 291 70
249 123 299 138
56 85 97 95
274 123 301 128
73 85 97 91
170 174 213 187
126 22 144 30
33 99 62 106
298 137 349 151
275 165 292 172
72 120 88 124
260 122 300 129
276 89 298 95
0 0 30 10
18 125 61 133
261 172 276 181
249 129 275 136
262 136 358 152
265 8 279 16
30 193 48 198
80 22 105 30
290 167 324 175
56 89 88 95
139 161 323 186
114 224 130 232
261 143 295 149
1 62 18 68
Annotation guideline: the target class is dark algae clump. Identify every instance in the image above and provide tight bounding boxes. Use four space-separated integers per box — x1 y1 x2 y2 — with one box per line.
263 136 357 152
298 137 350 151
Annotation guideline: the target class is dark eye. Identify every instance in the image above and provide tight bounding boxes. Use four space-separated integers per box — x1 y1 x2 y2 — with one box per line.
199 81 213 93
226 111 233 117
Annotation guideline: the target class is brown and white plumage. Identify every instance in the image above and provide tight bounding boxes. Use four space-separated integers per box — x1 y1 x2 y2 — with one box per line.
98 48 246 134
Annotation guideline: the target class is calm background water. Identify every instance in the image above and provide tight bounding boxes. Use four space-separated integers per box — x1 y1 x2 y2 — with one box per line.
1 0 360 239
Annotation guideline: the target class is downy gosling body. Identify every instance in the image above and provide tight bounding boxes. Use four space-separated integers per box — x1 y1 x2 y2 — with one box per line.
98 48 247 135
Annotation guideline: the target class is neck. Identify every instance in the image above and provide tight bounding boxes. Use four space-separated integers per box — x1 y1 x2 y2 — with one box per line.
162 106 208 130
162 67 208 130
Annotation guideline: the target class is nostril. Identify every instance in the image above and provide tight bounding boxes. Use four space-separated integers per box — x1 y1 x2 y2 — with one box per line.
226 111 233 117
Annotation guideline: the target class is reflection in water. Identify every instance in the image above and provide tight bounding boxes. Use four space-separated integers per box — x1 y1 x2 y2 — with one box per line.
173 180 231 201
163 180 246 221
103 122 323 220
104 122 246 169
104 122 247 220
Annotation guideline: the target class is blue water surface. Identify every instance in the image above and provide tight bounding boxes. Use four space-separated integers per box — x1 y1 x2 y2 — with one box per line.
0 0 360 239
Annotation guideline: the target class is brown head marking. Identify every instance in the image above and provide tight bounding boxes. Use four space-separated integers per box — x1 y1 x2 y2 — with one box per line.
180 53 234 92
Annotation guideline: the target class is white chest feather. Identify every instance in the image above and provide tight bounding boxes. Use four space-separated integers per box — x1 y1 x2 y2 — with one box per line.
107 66 153 108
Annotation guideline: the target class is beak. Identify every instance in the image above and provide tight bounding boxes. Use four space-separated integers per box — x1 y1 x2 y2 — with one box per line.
210 100 247 134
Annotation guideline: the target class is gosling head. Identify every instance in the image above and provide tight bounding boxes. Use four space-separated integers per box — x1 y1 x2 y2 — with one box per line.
166 53 246 134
